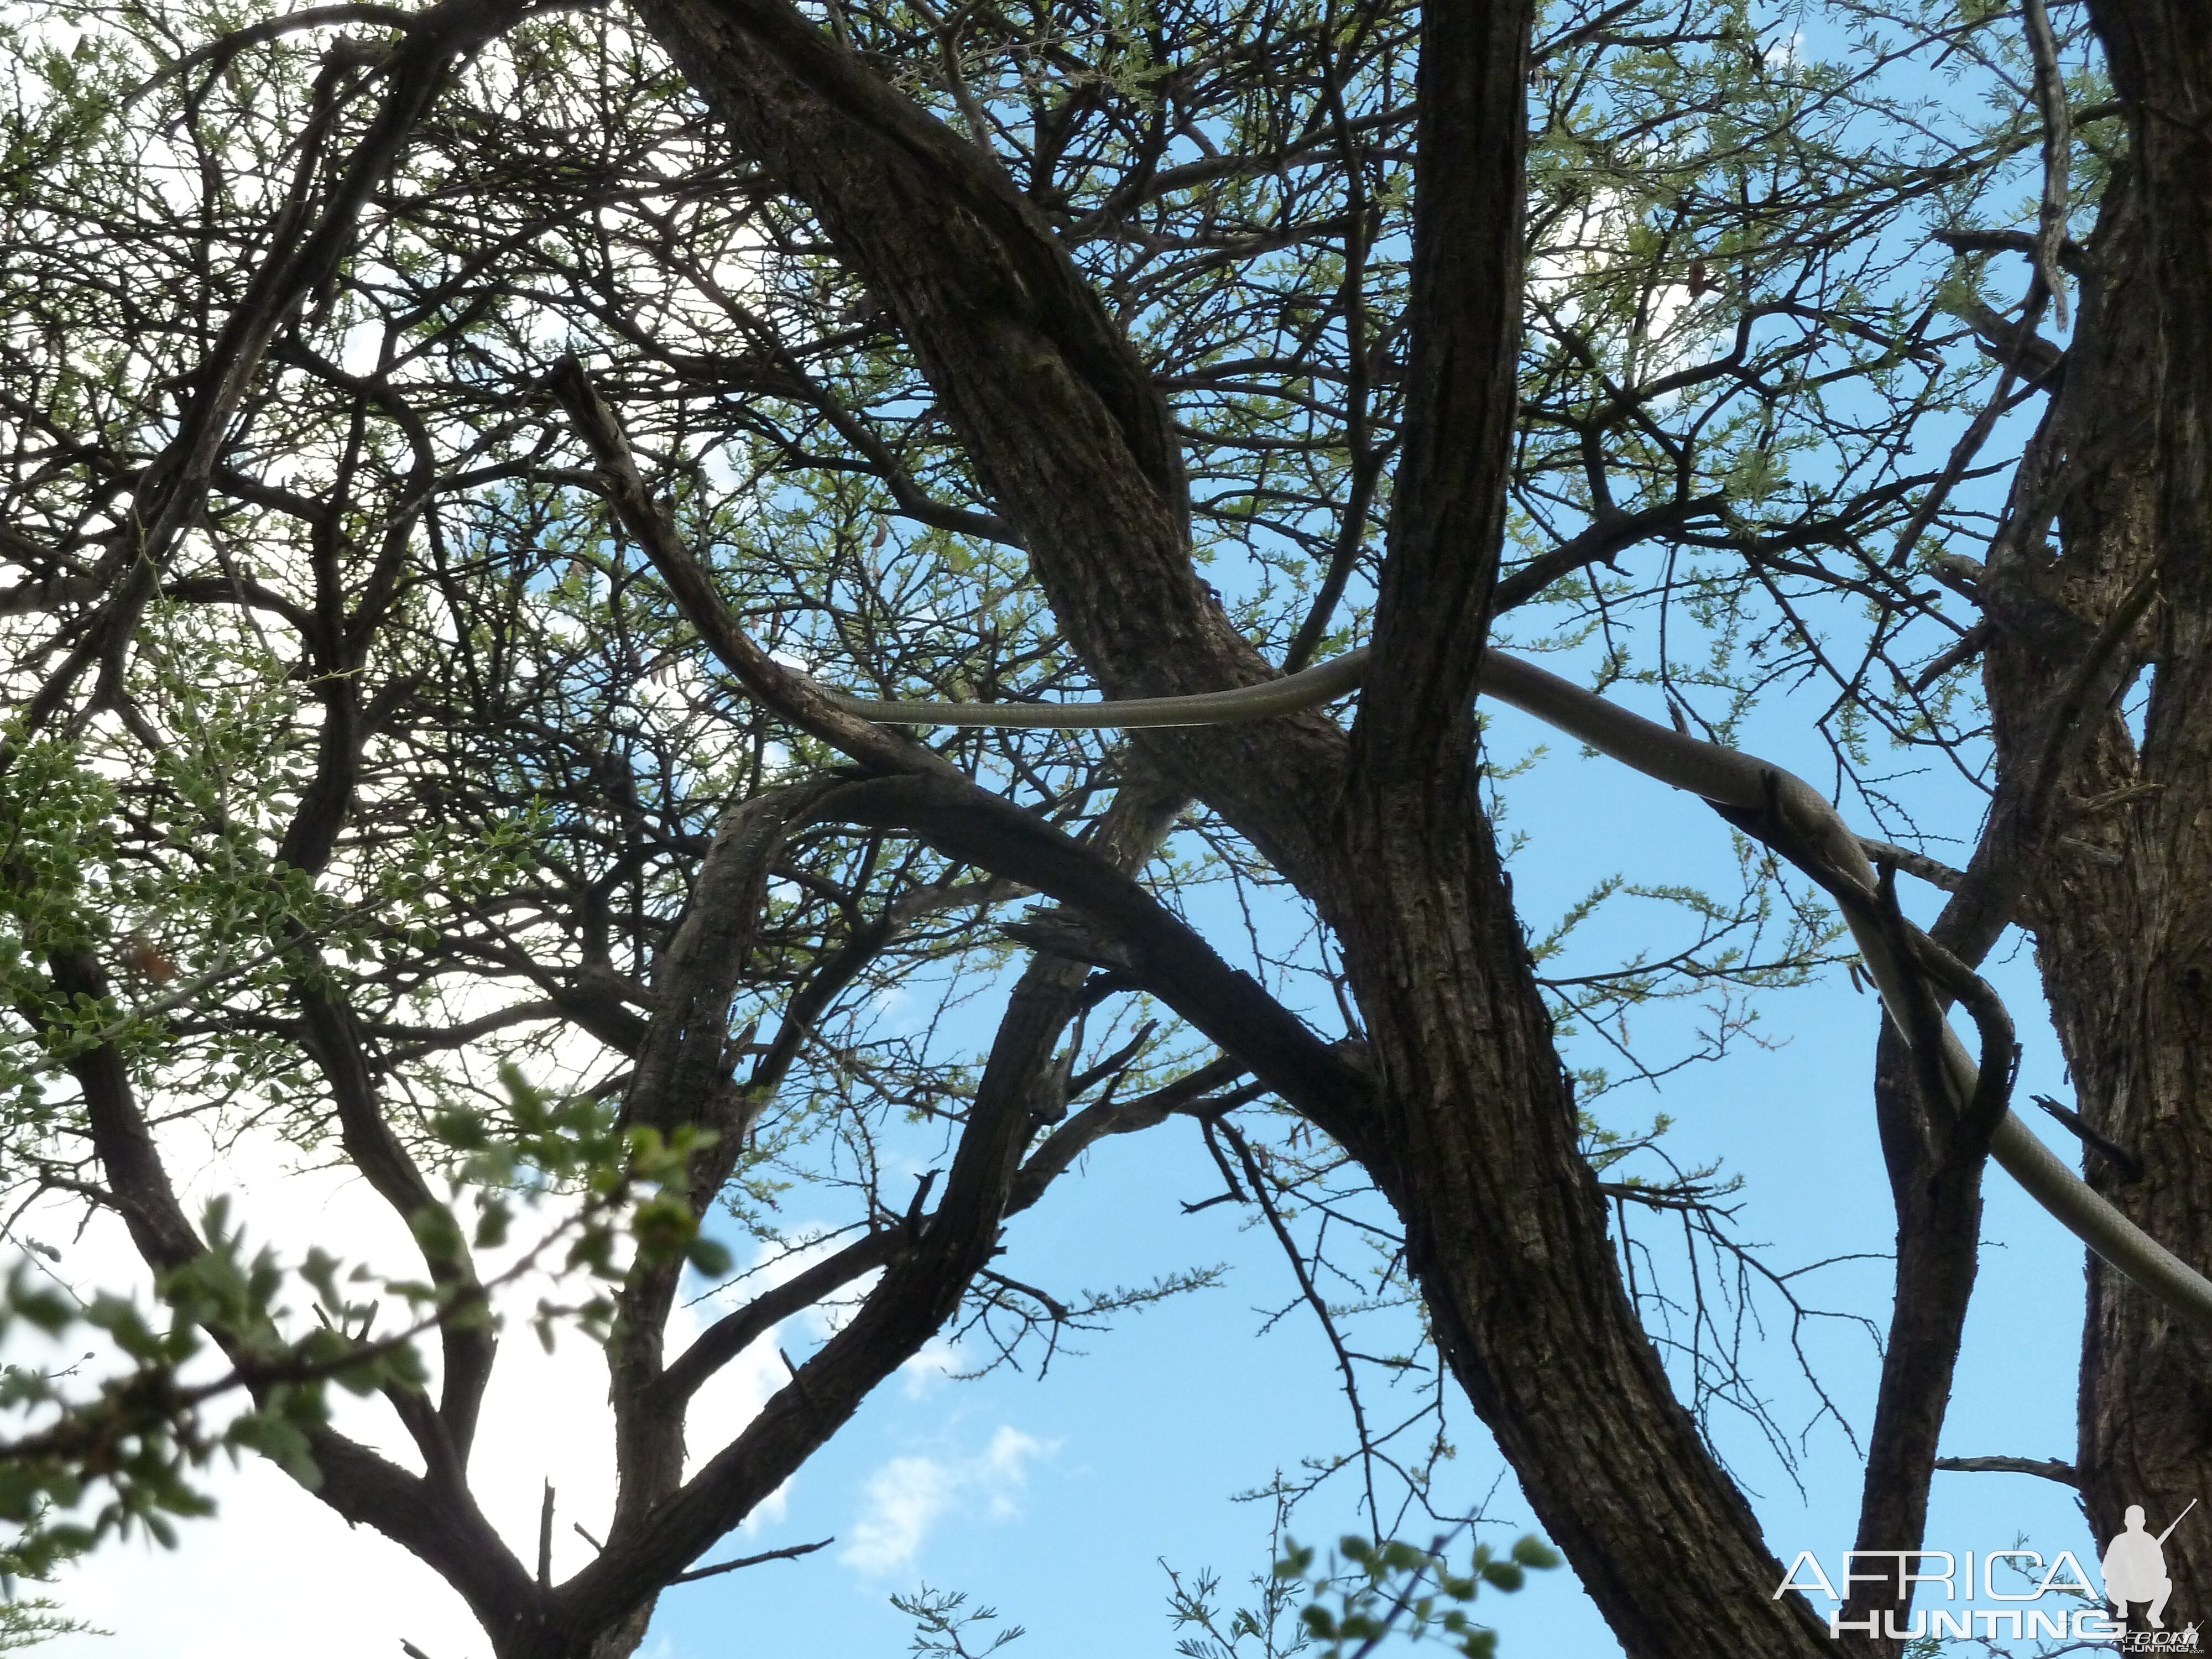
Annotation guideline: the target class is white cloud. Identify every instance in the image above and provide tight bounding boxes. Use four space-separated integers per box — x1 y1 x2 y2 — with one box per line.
843 1455 957 1576
1526 185 1712 392
674 1235 847 1492
974 1426 1044 1520
841 1427 1050 1577
41 1441 480 1659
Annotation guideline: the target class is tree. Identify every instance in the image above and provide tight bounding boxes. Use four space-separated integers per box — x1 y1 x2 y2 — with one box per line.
3 0 2210 1656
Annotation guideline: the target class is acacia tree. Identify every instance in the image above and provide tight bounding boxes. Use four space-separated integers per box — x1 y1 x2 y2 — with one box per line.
4 0 2212 1656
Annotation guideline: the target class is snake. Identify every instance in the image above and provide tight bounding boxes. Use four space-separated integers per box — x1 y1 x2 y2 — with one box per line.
828 646 2212 1332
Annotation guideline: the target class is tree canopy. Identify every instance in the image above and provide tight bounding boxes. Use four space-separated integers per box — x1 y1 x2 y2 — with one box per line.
4 0 2212 1655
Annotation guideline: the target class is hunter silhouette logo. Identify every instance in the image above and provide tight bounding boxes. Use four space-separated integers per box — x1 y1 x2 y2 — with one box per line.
2104 1501 2197 1637
1776 1500 2205 1642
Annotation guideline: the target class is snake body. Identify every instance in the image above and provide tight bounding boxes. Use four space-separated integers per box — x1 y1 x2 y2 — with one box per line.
828 648 2212 1331
831 646 1376 729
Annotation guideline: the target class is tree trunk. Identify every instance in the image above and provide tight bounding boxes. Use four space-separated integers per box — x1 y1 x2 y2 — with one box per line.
1327 796 1841 1655
1999 3 2212 1625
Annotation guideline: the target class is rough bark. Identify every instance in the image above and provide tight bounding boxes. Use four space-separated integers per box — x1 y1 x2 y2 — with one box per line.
1322 815 1836 1653
1981 3 2212 1621
591 782 841 1659
1324 7 1838 1652
625 0 1350 895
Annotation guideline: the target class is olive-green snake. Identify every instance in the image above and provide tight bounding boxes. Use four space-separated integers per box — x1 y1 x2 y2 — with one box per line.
828 645 2212 1332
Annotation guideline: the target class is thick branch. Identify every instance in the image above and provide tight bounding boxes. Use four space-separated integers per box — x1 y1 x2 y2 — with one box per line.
1350 0 1531 784
628 0 1350 896
650 1230 907 1411
821 773 1373 1145
1934 1455 2080 1485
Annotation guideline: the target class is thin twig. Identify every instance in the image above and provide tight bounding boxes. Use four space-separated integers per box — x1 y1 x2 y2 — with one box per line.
671 1537 834 1584
1219 1121 1380 1530
2033 1095 2145 1182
